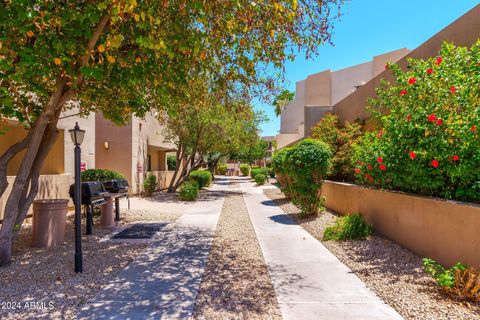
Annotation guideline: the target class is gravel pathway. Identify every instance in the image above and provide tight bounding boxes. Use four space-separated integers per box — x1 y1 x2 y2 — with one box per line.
0 209 178 320
264 187 480 320
194 182 282 320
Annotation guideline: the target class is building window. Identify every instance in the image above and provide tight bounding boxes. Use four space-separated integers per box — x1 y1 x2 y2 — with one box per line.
147 155 151 171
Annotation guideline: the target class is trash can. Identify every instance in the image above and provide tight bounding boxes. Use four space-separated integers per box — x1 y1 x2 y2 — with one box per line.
31 199 68 247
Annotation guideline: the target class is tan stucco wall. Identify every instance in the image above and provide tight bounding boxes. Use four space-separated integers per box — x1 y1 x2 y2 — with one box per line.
95 112 133 186
147 170 175 191
372 48 410 77
322 181 480 269
58 109 96 184
275 133 302 150
331 61 372 105
281 80 306 134
0 174 71 221
305 70 331 106
334 4 480 125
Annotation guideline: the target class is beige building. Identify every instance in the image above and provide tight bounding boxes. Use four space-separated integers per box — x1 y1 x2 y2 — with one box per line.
277 4 480 149
277 48 409 149
0 109 175 221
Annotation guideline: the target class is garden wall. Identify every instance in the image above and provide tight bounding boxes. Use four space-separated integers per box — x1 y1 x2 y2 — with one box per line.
321 180 480 269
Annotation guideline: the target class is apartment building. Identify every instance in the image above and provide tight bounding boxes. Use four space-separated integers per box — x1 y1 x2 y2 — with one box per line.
277 4 480 149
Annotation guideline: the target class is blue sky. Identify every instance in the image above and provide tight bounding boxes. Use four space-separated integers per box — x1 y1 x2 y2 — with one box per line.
256 0 480 136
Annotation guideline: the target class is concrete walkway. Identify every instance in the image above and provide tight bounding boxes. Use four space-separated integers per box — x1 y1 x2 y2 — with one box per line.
241 180 404 320
77 179 229 320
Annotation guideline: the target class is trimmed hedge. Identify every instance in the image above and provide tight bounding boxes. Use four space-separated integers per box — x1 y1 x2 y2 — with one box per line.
180 180 199 201
189 170 212 188
81 169 125 182
251 167 270 179
240 164 250 176
216 165 228 175
255 174 267 185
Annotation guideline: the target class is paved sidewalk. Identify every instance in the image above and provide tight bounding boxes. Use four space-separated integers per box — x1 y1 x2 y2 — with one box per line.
77 179 229 320
241 181 404 320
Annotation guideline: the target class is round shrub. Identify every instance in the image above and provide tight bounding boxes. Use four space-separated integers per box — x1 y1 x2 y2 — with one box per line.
271 148 291 189
189 170 212 188
283 139 332 217
180 180 199 201
81 169 125 182
240 164 250 176
254 174 267 185
251 167 270 179
143 174 157 197
353 42 480 202
216 165 228 175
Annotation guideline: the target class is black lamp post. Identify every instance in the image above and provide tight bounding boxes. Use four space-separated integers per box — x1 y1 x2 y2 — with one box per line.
69 122 85 273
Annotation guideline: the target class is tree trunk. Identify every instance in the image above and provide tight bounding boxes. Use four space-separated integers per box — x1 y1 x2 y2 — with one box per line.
168 146 183 193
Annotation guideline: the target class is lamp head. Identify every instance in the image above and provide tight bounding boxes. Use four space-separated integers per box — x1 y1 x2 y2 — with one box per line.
69 122 85 146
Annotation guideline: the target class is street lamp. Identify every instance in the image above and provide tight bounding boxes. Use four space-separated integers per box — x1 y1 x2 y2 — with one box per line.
69 122 85 273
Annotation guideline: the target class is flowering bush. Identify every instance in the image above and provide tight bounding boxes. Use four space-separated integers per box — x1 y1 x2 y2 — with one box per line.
282 139 332 217
311 113 362 181
353 42 480 201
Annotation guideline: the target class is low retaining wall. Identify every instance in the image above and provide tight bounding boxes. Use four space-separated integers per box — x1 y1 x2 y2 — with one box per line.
321 180 480 269
0 174 71 222
147 170 175 191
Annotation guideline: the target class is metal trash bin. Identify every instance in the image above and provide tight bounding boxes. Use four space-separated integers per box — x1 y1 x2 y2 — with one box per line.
31 199 68 247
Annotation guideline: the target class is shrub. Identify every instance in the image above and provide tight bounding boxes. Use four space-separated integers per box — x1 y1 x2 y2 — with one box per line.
254 174 267 185
81 169 124 182
167 155 177 171
143 174 157 197
179 180 199 201
240 164 250 176
323 213 372 241
283 139 332 217
216 164 228 175
423 258 480 301
251 167 269 179
311 113 362 181
353 42 480 202
271 147 291 189
189 170 212 188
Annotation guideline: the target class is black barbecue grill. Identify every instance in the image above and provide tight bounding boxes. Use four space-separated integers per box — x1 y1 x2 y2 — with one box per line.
103 179 130 221
69 181 109 235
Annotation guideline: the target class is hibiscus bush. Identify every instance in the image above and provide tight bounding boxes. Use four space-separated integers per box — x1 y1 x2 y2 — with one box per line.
282 139 332 217
353 41 480 202
311 113 362 181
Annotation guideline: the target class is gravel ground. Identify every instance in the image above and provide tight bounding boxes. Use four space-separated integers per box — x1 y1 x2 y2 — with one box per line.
0 208 178 320
194 182 282 320
264 187 480 320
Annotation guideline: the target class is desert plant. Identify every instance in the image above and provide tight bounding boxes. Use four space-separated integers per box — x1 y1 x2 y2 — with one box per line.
423 258 480 301
255 174 267 185
189 170 212 188
354 41 480 202
179 180 199 201
240 164 251 176
143 174 157 197
167 155 177 171
81 169 125 182
323 213 372 241
283 139 332 217
216 164 228 175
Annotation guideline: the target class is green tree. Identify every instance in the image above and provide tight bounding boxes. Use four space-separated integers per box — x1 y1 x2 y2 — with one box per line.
273 89 295 116
0 0 343 265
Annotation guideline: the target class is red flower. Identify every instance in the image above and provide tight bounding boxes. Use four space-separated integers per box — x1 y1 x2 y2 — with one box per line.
471 125 477 133
368 176 374 182
436 119 443 126
400 89 407 96
409 151 417 160
367 165 373 170
379 164 387 171
435 57 442 65
354 168 361 174
450 86 456 93
452 155 460 161
431 159 439 168
426 68 433 74
384 64 389 70
406 114 412 122
427 114 438 122
377 157 384 163
408 78 417 85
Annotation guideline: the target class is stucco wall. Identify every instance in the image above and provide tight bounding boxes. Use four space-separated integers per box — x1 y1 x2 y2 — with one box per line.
280 80 306 134
304 106 333 137
334 4 480 125
305 70 331 106
147 170 175 191
321 181 480 269
0 174 71 221
331 61 373 105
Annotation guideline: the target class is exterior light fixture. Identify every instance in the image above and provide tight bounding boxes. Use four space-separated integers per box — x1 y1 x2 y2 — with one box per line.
104 141 109 150
69 122 84 273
